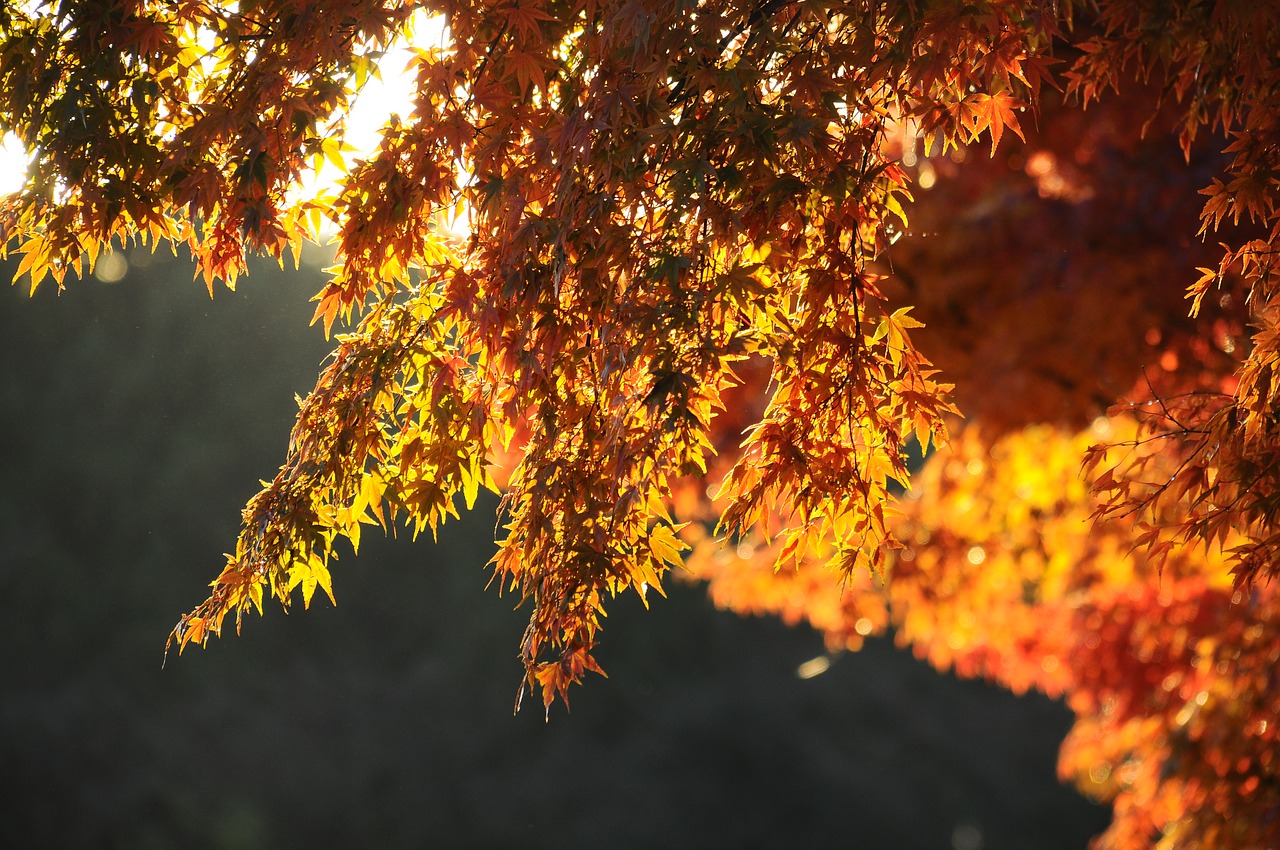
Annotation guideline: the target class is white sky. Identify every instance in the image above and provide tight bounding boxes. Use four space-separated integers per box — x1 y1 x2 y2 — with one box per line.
0 134 26 195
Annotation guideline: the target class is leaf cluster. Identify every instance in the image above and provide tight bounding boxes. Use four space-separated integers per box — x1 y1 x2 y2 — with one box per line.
8 3 1280 843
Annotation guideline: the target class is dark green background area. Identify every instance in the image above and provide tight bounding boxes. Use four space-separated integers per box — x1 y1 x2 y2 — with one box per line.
0 250 1109 849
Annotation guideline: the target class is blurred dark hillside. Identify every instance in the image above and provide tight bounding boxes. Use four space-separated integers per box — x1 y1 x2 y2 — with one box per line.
0 248 1109 849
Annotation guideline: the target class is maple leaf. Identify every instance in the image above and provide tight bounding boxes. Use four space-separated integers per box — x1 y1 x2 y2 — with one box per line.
969 92 1026 155
287 555 337 609
504 49 550 95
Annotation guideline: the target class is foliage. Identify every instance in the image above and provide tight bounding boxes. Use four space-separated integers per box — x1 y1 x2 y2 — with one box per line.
4 1 1280 846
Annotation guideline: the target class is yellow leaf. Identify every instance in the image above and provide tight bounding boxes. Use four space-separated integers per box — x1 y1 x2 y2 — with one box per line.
648 523 688 568
462 463 480 510
287 554 335 609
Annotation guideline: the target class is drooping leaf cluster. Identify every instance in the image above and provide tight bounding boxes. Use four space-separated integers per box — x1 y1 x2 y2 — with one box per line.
5 1 1280 846
682 7 1280 846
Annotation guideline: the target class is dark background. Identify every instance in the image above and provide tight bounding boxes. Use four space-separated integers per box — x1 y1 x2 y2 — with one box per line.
0 247 1110 848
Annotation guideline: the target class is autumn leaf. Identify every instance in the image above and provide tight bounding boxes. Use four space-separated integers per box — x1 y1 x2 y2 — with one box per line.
970 92 1026 155
287 555 337 610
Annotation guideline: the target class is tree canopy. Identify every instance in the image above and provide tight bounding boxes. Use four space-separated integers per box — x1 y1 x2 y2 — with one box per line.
4 1 1280 847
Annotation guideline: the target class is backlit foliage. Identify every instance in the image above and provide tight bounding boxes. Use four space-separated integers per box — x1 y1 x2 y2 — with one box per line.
4 1 1280 846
